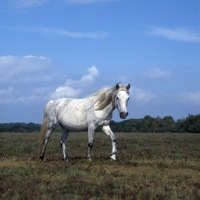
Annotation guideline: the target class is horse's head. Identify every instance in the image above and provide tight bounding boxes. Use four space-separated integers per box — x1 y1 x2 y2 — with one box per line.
114 83 130 119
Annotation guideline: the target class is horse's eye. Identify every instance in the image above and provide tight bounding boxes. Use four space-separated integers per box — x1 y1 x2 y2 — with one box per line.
116 97 119 100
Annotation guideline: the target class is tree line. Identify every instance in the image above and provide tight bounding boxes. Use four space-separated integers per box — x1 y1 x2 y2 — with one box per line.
0 114 200 133
108 114 200 133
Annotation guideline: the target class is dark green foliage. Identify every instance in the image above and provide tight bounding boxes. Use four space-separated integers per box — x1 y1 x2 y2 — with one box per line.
0 132 200 200
109 114 200 133
0 122 61 133
0 122 41 133
186 114 200 133
1 114 200 133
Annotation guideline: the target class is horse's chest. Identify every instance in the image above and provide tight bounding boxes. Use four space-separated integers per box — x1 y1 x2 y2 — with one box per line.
94 111 112 127
97 119 111 127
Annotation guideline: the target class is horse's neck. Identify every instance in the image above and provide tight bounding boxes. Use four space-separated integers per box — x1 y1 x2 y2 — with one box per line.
92 91 116 114
102 98 115 115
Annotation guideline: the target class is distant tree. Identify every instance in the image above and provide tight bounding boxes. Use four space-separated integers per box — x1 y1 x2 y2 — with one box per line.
134 119 142 132
151 120 158 133
186 114 200 133
176 118 187 133
158 116 176 133
12 124 26 132
27 122 41 132
141 115 154 132
1 114 200 133
0 124 7 132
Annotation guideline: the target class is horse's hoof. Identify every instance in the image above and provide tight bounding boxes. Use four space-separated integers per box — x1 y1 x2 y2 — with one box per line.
63 157 69 162
110 155 116 161
39 155 44 162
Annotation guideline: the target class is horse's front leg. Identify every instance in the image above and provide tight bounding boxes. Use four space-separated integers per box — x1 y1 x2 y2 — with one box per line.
87 126 95 161
102 125 117 161
60 128 69 161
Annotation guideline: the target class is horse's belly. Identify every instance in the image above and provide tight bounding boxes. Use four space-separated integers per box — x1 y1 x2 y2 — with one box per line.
62 122 87 131
58 101 88 131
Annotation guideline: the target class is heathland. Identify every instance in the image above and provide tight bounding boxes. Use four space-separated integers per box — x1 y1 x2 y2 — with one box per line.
0 132 200 199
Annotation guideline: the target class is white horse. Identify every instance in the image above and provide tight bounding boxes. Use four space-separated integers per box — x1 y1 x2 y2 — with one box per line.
39 83 130 161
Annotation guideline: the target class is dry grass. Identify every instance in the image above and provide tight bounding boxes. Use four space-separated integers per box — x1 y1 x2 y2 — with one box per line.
0 132 200 199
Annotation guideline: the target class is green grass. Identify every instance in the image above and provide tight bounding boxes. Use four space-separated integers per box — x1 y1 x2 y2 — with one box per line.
0 132 200 199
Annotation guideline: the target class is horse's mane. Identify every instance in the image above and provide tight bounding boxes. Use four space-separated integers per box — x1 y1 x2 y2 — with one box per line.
89 84 129 110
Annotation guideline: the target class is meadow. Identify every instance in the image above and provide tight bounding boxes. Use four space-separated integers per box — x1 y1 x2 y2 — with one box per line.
0 132 200 200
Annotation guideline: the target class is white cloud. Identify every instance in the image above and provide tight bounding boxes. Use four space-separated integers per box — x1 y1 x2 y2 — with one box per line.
34 87 54 95
81 66 99 82
50 86 82 99
180 91 200 106
66 0 115 5
0 86 52 104
0 26 108 39
0 58 99 104
15 95 41 103
130 86 155 104
0 87 14 96
9 0 47 8
50 66 99 99
142 68 170 79
45 29 108 39
0 55 53 82
149 26 200 42
0 55 65 104
0 87 16 104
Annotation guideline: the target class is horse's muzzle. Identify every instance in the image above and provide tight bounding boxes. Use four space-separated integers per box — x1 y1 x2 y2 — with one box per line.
120 112 128 119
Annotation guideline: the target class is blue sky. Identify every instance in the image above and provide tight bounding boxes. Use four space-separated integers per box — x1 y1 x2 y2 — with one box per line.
0 0 200 123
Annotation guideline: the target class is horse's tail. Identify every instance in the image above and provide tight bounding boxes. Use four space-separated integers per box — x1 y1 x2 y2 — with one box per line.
39 100 53 155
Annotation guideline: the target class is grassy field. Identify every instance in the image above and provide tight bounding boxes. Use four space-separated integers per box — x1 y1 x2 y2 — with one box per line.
0 132 200 200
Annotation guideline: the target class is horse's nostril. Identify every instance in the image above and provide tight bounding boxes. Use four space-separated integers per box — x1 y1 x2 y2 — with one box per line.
120 112 128 119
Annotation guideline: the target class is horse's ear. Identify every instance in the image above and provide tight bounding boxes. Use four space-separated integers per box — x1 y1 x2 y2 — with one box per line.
116 83 120 90
126 84 131 90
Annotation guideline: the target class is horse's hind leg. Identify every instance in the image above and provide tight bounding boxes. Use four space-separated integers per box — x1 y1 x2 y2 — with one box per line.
40 121 56 161
87 126 95 161
60 128 69 161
